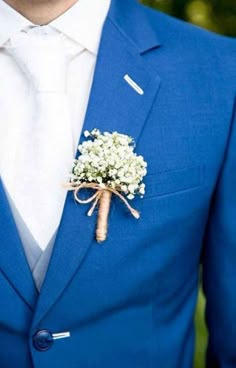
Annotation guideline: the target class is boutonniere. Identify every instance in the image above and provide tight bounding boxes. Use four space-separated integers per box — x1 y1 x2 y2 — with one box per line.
63 129 147 243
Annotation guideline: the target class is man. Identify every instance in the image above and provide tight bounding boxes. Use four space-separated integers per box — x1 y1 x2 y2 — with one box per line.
0 0 235 367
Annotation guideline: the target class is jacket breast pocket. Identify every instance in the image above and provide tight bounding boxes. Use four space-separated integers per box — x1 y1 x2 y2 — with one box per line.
142 165 204 199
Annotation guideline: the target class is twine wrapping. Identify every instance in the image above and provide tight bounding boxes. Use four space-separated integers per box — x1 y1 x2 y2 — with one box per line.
63 182 140 242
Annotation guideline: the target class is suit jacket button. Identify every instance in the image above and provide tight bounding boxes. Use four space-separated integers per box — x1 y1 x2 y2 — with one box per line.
33 329 53 351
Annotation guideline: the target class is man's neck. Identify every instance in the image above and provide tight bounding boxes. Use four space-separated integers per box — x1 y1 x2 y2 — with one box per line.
4 0 78 25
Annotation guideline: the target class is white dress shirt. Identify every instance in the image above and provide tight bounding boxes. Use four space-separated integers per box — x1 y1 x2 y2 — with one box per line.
0 0 111 252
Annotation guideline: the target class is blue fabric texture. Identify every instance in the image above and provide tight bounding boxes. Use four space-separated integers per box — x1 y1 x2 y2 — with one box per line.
2 184 57 292
0 0 235 367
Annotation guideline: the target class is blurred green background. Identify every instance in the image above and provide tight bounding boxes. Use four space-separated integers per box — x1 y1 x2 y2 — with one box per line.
141 0 236 37
140 1 235 367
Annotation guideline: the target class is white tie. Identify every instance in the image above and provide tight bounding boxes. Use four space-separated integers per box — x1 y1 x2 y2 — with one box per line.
3 27 83 251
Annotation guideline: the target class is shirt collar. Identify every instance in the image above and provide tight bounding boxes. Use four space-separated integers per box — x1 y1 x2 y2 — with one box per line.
51 0 111 55
0 0 111 55
0 1 33 46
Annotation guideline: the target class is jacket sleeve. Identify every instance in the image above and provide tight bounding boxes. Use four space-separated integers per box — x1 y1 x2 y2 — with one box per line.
202 97 236 367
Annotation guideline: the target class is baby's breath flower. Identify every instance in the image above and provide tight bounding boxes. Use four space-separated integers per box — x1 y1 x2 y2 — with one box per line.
70 129 147 199
127 193 135 200
84 130 90 138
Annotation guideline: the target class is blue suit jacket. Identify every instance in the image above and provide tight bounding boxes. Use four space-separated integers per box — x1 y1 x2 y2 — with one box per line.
0 0 235 367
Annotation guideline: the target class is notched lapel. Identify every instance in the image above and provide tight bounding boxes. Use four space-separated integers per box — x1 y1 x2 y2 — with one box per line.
33 0 162 326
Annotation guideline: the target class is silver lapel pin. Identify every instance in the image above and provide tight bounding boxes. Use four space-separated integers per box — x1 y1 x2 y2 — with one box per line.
52 332 71 340
124 74 144 95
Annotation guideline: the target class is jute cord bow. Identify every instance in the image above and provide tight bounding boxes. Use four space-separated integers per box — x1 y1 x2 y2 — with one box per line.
63 182 140 242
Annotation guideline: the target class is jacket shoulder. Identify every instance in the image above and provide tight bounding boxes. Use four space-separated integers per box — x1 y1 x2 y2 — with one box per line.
139 2 235 79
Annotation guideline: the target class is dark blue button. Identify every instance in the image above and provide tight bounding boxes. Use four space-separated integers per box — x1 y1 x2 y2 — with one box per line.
33 329 53 351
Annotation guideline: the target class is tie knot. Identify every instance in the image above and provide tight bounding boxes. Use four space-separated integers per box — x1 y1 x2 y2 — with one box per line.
7 26 71 92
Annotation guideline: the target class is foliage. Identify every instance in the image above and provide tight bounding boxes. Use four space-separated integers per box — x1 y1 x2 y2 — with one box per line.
194 287 208 368
141 0 236 36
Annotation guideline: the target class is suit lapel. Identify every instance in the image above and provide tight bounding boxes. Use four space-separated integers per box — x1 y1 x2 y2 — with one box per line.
0 177 38 309
32 0 162 326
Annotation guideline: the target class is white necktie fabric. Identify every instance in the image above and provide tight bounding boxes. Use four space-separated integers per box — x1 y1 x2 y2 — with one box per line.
0 0 111 258
4 27 83 251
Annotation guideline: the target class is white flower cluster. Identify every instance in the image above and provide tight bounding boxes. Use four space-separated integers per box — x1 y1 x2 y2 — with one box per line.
70 129 147 199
